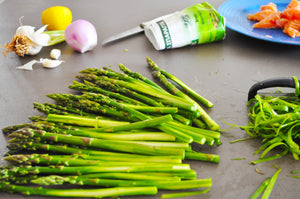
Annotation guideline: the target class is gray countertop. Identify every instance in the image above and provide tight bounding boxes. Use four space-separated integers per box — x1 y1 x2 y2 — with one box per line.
0 0 300 198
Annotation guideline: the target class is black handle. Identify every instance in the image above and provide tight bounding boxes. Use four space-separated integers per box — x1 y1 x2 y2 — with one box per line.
248 77 297 101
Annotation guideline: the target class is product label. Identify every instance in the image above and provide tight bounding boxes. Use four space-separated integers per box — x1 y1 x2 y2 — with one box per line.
157 20 172 49
144 2 225 50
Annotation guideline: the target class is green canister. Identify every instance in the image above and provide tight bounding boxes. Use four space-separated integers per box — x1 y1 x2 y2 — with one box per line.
144 2 225 50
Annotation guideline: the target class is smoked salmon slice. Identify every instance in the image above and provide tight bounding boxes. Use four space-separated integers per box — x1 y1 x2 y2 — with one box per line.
248 0 300 38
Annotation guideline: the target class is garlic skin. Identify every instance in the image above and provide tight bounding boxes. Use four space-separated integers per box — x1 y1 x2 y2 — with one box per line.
16 60 38 70
40 58 63 68
50 49 61 60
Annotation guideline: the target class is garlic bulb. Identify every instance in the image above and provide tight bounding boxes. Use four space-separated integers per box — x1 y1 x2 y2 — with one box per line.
4 25 65 57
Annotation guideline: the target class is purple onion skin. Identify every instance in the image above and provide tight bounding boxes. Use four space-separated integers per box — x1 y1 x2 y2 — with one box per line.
65 19 98 53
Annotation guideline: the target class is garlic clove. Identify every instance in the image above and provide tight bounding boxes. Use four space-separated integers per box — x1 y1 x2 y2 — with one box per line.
16 60 38 70
28 26 50 46
50 49 61 60
40 58 63 68
27 44 43 56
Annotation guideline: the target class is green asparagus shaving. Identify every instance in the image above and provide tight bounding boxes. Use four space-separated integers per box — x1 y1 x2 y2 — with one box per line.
261 166 281 199
238 92 300 163
250 178 270 199
0 182 158 198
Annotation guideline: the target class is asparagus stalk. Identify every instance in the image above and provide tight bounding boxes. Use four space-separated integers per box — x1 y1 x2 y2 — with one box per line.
29 175 211 190
9 128 186 156
7 142 182 163
69 80 147 106
79 92 193 143
147 56 214 108
4 154 182 165
76 74 163 107
0 182 158 198
46 114 129 128
119 63 164 90
61 129 176 141
161 187 211 198
33 102 99 118
2 121 57 135
185 151 220 163
151 69 219 131
4 154 185 167
80 67 165 93
91 114 173 133
0 164 191 177
48 93 136 121
77 74 197 112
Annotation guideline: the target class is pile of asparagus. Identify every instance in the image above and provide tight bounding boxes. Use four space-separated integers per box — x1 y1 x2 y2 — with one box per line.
0 57 221 198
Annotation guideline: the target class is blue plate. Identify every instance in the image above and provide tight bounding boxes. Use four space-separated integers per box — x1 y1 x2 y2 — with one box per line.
217 0 300 45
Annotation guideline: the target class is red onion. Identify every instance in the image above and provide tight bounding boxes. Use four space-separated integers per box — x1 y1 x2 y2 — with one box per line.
64 19 97 53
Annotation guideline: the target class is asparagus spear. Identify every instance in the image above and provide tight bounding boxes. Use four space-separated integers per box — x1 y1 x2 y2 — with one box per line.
161 188 211 198
7 142 183 163
151 69 219 131
48 93 136 121
33 102 100 118
86 113 173 133
78 92 193 143
80 67 165 93
29 175 211 190
9 128 186 156
77 74 197 112
60 129 176 141
185 151 219 163
77 74 163 107
4 154 185 167
4 153 182 165
119 63 164 90
0 164 191 177
0 182 158 198
147 56 214 108
69 80 147 106
46 114 129 128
